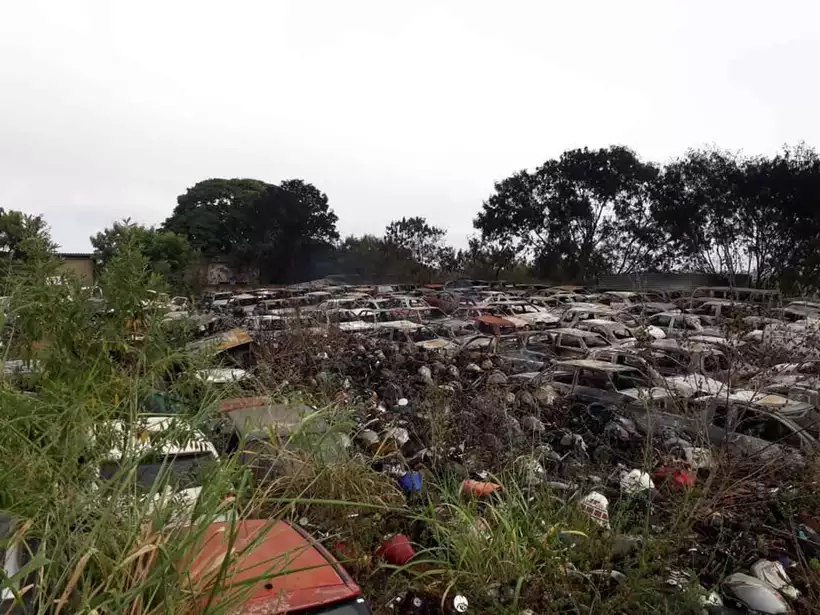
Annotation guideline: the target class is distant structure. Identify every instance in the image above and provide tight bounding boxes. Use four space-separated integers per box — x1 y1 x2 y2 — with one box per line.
597 272 752 291
189 258 258 289
57 252 95 283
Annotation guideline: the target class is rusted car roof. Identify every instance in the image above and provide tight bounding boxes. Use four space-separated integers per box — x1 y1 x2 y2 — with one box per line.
219 397 315 438
476 314 516 327
183 519 361 614
186 328 252 354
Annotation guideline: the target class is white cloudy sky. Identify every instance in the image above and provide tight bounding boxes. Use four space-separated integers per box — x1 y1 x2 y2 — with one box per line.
1 0 818 252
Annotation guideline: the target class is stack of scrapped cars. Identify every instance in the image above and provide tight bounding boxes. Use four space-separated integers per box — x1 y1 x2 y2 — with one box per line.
111 281 820 612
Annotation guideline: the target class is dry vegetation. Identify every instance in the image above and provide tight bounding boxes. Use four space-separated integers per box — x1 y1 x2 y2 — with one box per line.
1 240 820 614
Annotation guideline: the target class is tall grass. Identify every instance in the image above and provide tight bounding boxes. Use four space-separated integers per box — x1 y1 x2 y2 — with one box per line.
0 238 312 614
2 238 818 614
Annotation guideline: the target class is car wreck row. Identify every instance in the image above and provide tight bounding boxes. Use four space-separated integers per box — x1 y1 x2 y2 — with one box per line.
5 282 820 614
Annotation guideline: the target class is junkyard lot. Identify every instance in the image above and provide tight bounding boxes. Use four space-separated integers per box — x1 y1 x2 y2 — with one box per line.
7 279 820 614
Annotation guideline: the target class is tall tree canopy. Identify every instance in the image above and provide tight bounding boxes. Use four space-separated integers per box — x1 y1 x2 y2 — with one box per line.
475 146 661 281
473 144 820 290
384 217 449 268
163 178 338 284
458 237 520 280
90 220 194 290
651 145 820 290
163 179 268 258
335 235 390 281
0 209 55 258
382 216 453 281
239 182 338 282
332 218 455 283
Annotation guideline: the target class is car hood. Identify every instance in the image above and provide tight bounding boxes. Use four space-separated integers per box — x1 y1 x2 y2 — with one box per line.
195 368 248 384
730 389 814 412
145 486 224 526
619 387 671 401
516 312 559 324
416 339 459 352
503 316 530 329
664 374 726 397
337 320 377 332
768 374 820 389
728 433 806 465
636 325 666 339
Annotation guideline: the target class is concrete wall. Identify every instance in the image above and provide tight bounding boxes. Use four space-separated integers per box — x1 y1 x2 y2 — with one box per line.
57 254 95 283
189 260 259 290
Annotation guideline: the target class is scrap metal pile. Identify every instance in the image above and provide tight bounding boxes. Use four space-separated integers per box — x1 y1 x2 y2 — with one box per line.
186 282 820 613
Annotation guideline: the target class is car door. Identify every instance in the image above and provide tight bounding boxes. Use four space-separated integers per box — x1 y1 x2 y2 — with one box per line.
649 314 673 337
573 368 616 404
701 352 729 381
706 400 735 445
497 336 544 373
535 365 577 395
651 349 686 377
667 316 686 338
555 334 585 359
559 310 576 326
727 406 808 459
589 325 612 345
523 332 558 363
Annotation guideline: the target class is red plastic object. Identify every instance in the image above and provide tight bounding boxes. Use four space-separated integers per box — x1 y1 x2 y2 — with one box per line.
654 467 696 490
460 479 502 498
376 534 416 566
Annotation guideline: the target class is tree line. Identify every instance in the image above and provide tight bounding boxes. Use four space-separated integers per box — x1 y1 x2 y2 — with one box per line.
5 143 820 293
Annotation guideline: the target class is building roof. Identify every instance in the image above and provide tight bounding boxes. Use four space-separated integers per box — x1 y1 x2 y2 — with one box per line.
57 252 93 258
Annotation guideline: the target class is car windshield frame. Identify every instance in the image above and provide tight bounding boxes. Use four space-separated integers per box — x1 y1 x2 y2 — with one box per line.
618 314 639 327
611 369 652 391
99 452 217 493
583 334 609 348
611 327 632 340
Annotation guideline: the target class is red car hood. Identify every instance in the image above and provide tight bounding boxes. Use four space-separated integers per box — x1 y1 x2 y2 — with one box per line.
184 519 360 614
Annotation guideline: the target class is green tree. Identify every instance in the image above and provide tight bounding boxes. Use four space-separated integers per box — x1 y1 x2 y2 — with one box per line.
0 208 56 258
279 179 339 246
384 216 449 271
475 146 661 281
650 149 747 277
336 234 389 280
238 181 339 283
649 146 820 287
163 178 338 284
381 217 452 282
459 237 519 280
163 178 268 258
755 144 820 291
90 220 194 291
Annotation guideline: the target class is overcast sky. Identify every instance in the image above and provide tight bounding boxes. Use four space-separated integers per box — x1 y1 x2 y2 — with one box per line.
1 1 818 252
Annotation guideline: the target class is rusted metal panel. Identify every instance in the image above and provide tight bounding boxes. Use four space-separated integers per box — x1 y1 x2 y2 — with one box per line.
183 519 360 614
597 273 735 291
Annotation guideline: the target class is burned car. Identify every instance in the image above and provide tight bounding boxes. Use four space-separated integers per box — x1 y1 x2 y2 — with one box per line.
647 339 730 382
519 359 672 407
575 319 637 346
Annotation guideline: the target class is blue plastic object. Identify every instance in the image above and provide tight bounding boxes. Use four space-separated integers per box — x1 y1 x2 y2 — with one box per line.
398 471 423 494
